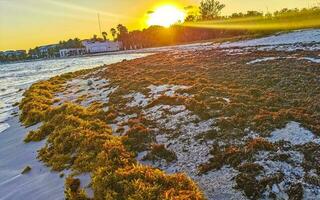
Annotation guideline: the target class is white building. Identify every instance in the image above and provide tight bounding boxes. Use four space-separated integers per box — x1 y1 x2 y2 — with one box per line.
59 48 86 58
0 50 26 57
38 44 57 54
82 40 122 53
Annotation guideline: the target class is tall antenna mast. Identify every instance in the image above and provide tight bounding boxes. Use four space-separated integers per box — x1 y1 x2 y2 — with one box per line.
97 13 102 37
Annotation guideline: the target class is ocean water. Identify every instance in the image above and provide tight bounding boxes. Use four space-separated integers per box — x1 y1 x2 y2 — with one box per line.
0 53 148 133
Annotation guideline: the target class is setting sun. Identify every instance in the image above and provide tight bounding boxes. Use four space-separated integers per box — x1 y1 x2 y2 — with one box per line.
147 5 186 27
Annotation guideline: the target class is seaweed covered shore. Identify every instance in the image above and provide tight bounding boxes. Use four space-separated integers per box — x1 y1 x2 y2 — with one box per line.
19 69 203 199
19 30 320 199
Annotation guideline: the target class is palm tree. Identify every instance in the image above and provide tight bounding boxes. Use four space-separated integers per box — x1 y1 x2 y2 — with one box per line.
110 28 117 40
117 24 128 35
92 34 98 42
102 32 108 41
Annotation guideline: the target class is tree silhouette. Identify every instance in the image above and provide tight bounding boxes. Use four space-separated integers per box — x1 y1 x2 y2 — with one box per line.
110 28 117 40
199 0 225 20
117 24 128 36
185 14 197 22
102 32 108 41
116 24 129 44
92 34 98 42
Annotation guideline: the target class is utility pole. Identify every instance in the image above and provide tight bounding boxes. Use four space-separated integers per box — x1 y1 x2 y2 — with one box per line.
97 13 102 38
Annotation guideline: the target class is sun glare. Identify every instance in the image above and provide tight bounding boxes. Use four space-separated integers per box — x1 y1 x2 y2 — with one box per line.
148 5 185 27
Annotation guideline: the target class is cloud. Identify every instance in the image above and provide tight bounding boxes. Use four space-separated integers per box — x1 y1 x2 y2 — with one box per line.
43 0 131 19
1 0 97 21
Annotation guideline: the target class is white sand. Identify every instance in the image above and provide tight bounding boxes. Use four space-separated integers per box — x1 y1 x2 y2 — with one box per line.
246 57 280 64
268 121 318 145
220 29 320 48
299 57 320 63
219 29 320 53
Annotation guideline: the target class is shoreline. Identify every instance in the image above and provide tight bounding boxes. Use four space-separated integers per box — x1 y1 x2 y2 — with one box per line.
0 28 304 66
1 29 320 199
0 53 150 137
0 113 65 200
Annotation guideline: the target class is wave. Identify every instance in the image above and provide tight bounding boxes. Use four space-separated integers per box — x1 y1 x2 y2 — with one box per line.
0 65 72 79
0 123 10 133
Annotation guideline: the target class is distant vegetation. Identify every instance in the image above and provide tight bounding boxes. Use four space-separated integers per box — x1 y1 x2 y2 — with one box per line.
0 39 84 62
114 0 320 50
0 51 27 62
28 38 84 59
185 2 320 31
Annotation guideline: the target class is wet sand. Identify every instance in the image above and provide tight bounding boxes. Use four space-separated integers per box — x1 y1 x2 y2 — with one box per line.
0 113 65 200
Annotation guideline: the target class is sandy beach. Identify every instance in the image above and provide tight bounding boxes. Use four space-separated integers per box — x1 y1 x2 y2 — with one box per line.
1 29 320 200
0 114 65 199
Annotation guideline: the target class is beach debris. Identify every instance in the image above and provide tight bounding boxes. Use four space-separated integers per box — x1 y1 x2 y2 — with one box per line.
21 165 32 174
87 79 93 86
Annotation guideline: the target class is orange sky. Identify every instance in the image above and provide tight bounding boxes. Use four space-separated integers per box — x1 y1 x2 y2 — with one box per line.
0 0 316 51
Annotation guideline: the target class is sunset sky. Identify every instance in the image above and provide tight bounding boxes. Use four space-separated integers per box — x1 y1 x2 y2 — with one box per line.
0 0 316 51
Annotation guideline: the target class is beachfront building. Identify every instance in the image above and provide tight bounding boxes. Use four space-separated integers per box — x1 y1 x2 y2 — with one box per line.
82 40 122 53
34 44 59 58
59 48 86 58
38 44 58 54
0 50 26 57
